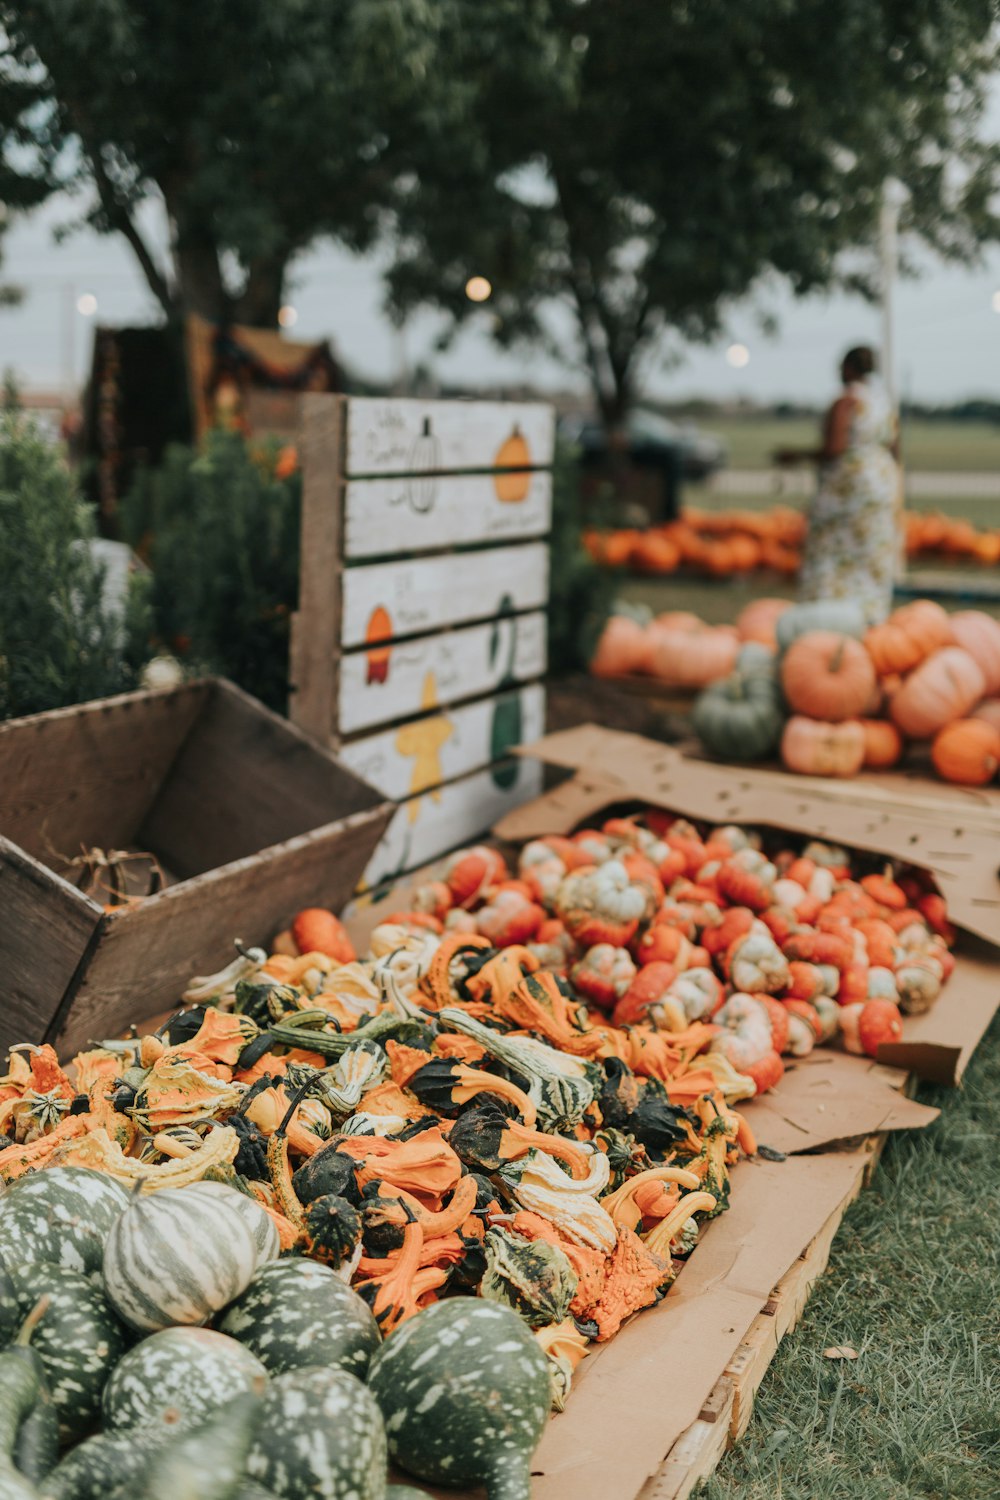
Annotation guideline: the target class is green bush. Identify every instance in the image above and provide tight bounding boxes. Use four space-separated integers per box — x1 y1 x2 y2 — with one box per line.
0 410 151 719
121 433 300 712
547 442 617 675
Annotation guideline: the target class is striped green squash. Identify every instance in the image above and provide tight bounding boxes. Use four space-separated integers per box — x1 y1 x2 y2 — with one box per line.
102 1327 267 1433
185 1181 280 1263
245 1366 386 1500
7 1263 131 1444
219 1260 379 1378
102 1183 266 1332
367 1300 551 1500
0 1168 129 1279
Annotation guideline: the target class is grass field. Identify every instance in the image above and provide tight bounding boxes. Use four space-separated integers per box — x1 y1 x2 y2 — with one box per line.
700 416 1000 473
683 479 999 533
699 1013 1000 1500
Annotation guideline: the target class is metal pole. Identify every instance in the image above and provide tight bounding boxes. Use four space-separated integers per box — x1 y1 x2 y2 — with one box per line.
63 282 76 399
878 185 900 411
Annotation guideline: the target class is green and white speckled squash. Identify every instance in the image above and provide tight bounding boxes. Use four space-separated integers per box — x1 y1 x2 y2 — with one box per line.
0 1168 129 1279
367 1300 551 1500
185 1180 281 1263
7 1263 131 1444
245 1366 386 1500
219 1259 380 1378
102 1183 266 1331
102 1327 267 1433
38 1429 169 1500
123 1390 263 1500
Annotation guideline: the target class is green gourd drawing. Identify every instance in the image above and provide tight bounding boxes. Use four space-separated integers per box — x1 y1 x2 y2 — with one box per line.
489 594 521 790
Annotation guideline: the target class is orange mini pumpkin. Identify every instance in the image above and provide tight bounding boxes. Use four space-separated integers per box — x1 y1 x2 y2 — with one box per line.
889 647 985 739
859 718 904 769
780 632 876 723
931 719 1000 786
736 597 790 648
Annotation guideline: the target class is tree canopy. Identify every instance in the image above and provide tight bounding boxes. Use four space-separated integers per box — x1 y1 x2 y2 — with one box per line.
0 0 443 324
386 0 1000 425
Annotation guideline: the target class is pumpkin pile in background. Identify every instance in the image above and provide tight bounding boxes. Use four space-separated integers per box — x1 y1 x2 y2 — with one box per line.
585 506 1000 578
0 816 958 1494
593 597 1000 787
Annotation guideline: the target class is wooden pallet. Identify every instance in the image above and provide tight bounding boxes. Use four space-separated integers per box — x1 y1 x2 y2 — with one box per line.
640 1138 886 1500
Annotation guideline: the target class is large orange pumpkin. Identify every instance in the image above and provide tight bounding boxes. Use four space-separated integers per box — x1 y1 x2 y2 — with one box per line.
859 719 904 769
931 719 1000 785
948 611 1000 696
780 716 866 777
780 631 876 723
889 647 985 739
736 598 791 648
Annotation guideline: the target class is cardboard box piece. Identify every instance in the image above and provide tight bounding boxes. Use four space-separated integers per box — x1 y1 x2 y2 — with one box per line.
0 679 390 1058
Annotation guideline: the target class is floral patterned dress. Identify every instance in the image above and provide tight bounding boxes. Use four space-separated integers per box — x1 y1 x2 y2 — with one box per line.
798 379 900 624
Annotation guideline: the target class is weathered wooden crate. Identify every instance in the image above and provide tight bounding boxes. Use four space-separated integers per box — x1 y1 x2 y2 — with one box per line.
0 678 390 1058
288 393 554 890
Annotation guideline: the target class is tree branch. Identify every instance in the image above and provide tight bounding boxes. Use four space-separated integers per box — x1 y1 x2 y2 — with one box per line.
85 143 175 317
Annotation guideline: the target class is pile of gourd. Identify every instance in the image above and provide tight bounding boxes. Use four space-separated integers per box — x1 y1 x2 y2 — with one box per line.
0 813 957 1497
693 597 1000 785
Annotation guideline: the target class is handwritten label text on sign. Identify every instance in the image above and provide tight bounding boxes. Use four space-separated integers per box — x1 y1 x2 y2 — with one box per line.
343 470 552 560
345 398 555 477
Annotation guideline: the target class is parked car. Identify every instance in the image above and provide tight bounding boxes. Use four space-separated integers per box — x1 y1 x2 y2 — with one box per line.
559 407 728 481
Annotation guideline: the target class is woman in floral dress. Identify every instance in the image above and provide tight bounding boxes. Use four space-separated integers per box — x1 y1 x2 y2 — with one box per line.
775 346 901 624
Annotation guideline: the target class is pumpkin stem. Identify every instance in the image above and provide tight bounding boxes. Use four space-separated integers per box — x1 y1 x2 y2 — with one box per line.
15 1295 50 1347
830 639 845 673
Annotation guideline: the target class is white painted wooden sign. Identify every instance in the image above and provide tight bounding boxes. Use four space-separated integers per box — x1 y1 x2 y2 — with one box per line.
343 470 552 559
358 757 546 891
338 612 547 735
345 398 555 477
340 542 549 648
339 685 545 801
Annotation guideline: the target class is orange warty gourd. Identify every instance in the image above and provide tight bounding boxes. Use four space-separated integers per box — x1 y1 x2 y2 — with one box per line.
780 632 876 723
780 716 866 778
736 598 790 648
889 647 985 739
931 719 1000 786
948 611 1000 696
860 719 904 769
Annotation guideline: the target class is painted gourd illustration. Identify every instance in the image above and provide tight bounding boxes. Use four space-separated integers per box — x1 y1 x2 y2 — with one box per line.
489 595 521 789
364 606 393 685
493 424 532 503
405 416 440 514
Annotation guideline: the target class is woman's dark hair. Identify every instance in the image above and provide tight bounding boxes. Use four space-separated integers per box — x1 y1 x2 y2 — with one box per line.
842 346 876 379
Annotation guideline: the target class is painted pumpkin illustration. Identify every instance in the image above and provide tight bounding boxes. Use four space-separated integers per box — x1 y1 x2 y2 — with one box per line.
493 425 532 503
365 606 393 685
406 416 440 514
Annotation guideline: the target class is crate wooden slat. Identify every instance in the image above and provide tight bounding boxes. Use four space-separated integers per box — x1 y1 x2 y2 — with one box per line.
290 393 554 883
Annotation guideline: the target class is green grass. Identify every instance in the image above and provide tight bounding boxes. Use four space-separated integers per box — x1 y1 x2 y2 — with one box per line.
702 417 1000 472
683 480 999 532
698 1013 1000 1500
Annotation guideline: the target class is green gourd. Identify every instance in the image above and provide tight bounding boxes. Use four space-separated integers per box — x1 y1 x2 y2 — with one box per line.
6 1265 130 1444
114 1391 263 1500
39 1430 169 1500
367 1299 552 1500
0 1169 130 1279
219 1260 379 1378
692 656 785 762
102 1327 266 1433
245 1366 386 1500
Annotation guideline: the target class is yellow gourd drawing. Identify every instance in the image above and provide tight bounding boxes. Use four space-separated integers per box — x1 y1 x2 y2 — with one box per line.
395 671 454 823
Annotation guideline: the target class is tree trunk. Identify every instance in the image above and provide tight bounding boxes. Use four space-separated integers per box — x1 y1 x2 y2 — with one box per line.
233 255 288 328
167 201 229 322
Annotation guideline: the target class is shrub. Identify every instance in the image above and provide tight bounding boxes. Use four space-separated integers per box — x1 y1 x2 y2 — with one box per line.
0 409 151 719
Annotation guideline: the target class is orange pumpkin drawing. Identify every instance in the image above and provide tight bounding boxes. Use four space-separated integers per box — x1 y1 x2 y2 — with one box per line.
365 606 393 685
493 425 532 503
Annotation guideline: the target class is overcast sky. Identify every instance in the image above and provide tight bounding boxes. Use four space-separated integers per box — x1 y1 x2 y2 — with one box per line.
2 97 999 408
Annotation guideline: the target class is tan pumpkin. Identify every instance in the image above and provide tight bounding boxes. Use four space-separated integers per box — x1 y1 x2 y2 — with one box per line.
860 719 904 769
890 600 955 657
736 598 791 649
931 718 1000 785
590 616 651 678
648 625 739 689
889 647 985 739
780 631 876 723
781 716 866 778
971 698 1000 736
864 619 924 677
948 611 1000 696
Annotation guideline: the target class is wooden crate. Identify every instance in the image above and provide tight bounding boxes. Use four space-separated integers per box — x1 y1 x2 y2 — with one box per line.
288 393 554 889
0 678 390 1057
644 1139 886 1500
